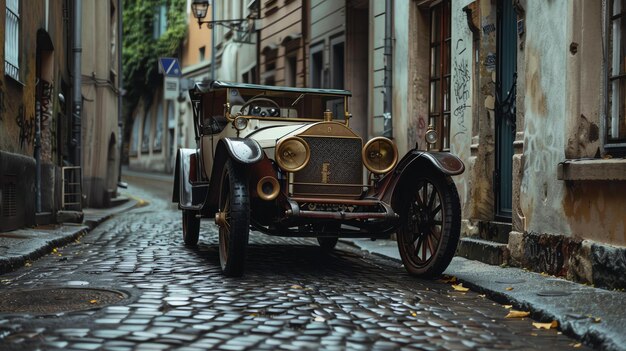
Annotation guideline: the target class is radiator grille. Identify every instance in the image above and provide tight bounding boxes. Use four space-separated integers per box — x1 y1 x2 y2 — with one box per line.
1 177 17 218
293 136 363 197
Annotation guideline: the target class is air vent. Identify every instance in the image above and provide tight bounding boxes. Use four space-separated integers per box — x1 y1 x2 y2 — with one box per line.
1 176 17 218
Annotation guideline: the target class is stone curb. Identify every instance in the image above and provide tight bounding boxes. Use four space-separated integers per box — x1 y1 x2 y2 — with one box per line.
342 238 626 351
0 199 138 275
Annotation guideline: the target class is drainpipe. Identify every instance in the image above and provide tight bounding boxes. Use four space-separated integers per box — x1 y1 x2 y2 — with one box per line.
117 0 124 184
35 83 42 213
382 0 393 138
211 2 216 80
72 0 82 166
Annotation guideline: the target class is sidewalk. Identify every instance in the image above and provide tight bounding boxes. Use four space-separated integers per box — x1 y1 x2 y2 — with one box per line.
343 238 626 351
0 198 138 275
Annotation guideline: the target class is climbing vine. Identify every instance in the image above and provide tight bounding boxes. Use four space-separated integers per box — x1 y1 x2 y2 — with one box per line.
122 0 187 117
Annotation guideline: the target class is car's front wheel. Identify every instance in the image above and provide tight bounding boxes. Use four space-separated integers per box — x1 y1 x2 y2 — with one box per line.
397 169 461 278
182 210 200 246
217 159 250 277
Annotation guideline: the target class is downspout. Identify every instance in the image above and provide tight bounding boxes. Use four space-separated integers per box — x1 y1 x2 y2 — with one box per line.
72 0 82 166
382 0 393 138
117 0 124 184
211 2 216 80
35 58 42 213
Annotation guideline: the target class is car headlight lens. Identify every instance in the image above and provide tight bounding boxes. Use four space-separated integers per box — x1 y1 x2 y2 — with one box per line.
275 136 310 172
233 116 248 131
425 128 438 144
362 137 398 174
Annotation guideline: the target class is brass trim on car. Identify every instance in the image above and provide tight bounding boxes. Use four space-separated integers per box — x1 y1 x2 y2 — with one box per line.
298 121 361 139
275 136 311 172
362 137 398 174
257 176 280 201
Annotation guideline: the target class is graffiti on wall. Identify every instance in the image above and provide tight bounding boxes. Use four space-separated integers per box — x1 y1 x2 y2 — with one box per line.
485 53 497 72
15 106 34 149
452 38 470 138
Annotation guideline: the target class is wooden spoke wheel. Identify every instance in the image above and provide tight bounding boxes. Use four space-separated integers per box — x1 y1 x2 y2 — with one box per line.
217 159 250 277
397 169 461 278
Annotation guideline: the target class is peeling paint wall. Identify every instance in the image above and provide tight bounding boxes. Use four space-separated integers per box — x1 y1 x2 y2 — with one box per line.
519 0 570 236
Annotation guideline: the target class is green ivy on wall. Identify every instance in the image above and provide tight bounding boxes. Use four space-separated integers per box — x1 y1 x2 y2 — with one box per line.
122 0 187 118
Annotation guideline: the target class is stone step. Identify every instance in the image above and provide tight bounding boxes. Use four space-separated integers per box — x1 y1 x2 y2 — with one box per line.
464 220 512 244
456 237 509 266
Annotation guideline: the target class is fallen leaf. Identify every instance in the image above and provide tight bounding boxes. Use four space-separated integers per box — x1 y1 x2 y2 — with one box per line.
24 262 32 267
505 287 514 291
503 305 513 309
290 285 303 289
451 283 469 292
89 299 98 304
52 248 58 253
314 316 325 322
478 294 486 298
532 320 558 329
530 333 538 336
409 310 417 317
592 317 601 323
573 343 582 348
505 310 530 318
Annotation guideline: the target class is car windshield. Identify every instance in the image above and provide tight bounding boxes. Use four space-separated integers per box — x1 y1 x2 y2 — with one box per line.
228 88 346 120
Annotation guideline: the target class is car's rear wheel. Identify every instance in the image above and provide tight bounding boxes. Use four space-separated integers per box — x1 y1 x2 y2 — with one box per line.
397 169 460 278
217 159 250 277
182 210 200 246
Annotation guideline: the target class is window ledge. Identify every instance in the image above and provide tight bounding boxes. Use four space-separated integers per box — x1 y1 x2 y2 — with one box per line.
557 159 626 181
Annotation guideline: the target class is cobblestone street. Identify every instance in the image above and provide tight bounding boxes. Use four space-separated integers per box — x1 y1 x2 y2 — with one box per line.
0 177 587 350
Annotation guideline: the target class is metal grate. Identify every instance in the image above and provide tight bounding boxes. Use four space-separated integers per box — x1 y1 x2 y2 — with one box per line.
1 177 17 217
293 136 363 197
62 167 83 211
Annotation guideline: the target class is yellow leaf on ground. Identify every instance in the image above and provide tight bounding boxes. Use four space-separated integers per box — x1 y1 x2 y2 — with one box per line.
478 294 486 298
290 285 303 289
505 287 514 291
532 320 558 329
451 284 469 292
593 317 601 323
505 310 530 318
573 343 582 348
52 248 58 253
314 316 325 322
89 299 98 304
503 305 513 309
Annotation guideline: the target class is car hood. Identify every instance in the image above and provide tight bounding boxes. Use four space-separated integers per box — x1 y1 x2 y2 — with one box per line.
243 124 309 148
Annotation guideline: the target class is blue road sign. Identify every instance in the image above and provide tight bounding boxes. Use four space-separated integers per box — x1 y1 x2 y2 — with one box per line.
159 57 182 77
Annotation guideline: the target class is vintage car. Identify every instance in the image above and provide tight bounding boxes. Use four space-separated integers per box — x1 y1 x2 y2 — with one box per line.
173 81 464 277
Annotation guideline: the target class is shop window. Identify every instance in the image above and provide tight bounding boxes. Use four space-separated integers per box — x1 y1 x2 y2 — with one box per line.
428 0 451 151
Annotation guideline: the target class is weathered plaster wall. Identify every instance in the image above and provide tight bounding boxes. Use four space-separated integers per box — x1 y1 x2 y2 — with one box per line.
391 0 410 156
450 0 474 209
520 0 570 236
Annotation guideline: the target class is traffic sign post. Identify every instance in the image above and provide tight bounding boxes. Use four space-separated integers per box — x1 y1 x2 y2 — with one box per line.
159 57 182 77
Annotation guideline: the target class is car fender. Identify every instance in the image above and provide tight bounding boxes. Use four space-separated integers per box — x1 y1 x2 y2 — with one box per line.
380 150 465 206
204 138 264 213
172 148 197 206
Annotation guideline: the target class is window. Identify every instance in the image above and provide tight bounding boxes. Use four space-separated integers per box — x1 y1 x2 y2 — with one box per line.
199 46 206 62
154 101 164 152
153 4 167 39
428 0 451 151
607 0 626 154
285 54 297 87
142 111 152 153
331 37 345 89
5 0 20 81
310 43 324 88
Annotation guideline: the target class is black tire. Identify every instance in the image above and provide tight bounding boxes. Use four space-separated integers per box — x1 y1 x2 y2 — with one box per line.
397 169 461 278
218 159 250 277
317 237 339 251
182 210 200 246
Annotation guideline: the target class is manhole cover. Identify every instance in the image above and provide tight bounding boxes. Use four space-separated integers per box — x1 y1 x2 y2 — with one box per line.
0 288 126 315
536 290 571 297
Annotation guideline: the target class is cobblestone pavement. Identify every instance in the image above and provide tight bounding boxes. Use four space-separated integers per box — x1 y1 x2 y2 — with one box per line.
0 178 589 350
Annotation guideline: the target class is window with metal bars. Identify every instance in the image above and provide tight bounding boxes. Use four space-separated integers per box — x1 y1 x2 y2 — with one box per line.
428 0 451 151
607 0 626 154
4 0 20 81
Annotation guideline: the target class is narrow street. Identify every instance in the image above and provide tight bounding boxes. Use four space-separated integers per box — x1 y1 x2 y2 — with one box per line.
0 174 587 350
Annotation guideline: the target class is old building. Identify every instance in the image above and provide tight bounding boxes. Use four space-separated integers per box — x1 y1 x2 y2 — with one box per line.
81 0 122 207
1 0 73 231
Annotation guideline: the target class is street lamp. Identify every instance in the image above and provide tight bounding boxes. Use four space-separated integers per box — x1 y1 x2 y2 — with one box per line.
190 0 255 31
